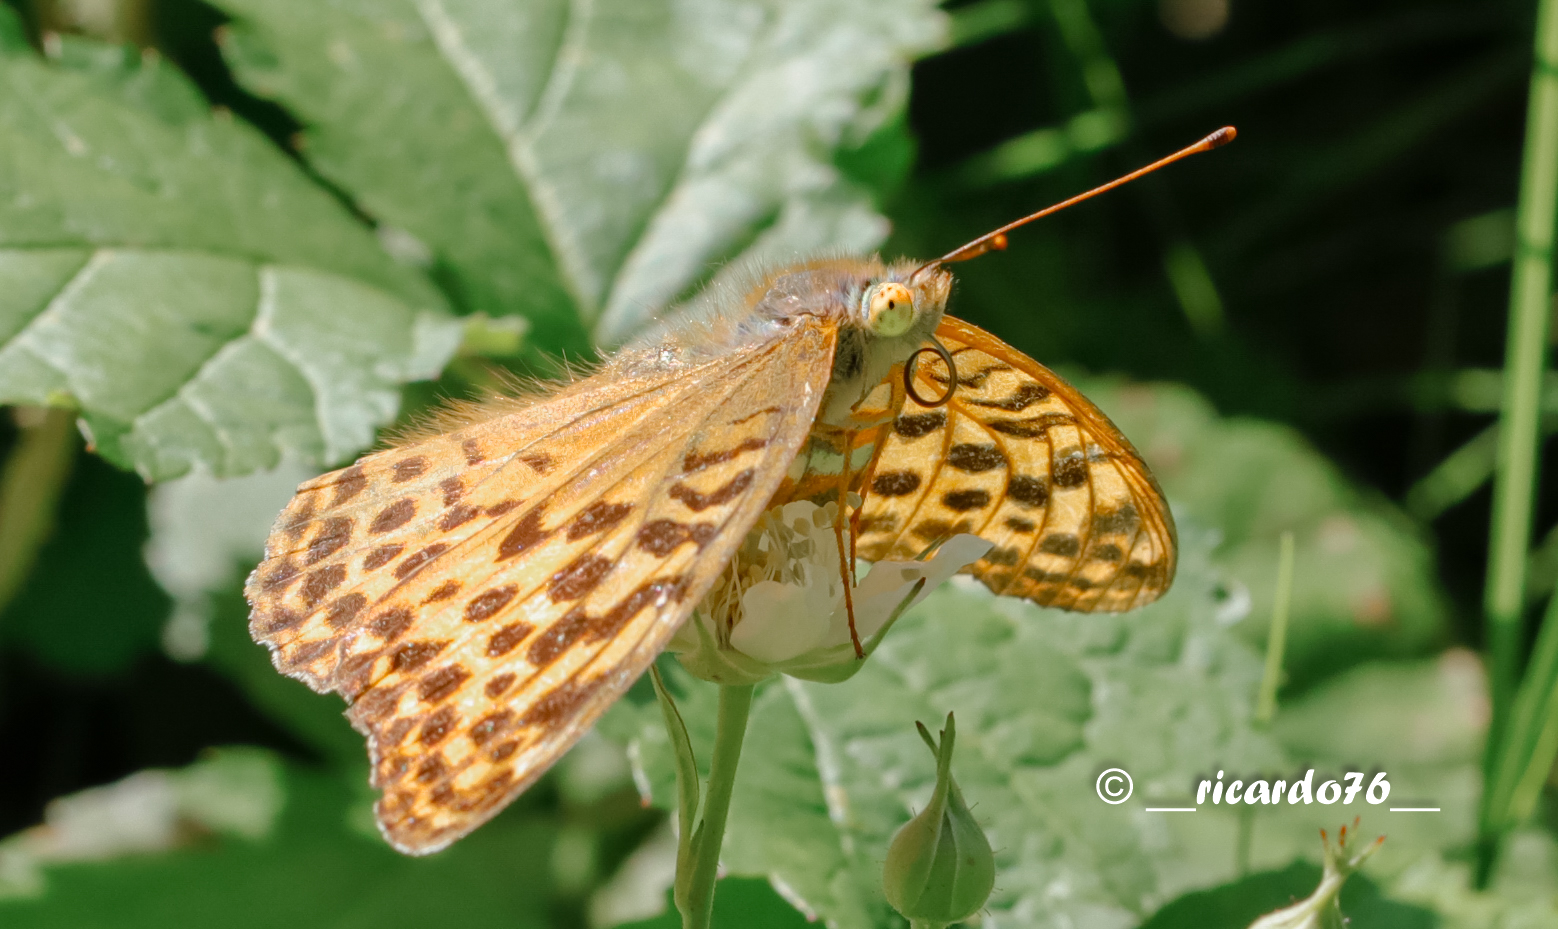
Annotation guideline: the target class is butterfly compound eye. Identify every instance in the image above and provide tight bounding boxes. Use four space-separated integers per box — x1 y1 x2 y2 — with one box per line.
865 282 916 337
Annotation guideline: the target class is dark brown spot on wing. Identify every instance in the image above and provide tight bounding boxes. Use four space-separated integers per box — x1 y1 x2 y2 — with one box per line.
871 471 921 497
371 499 416 533
487 622 535 657
948 444 1005 472
636 520 717 557
1093 543 1124 563
393 543 449 580
259 558 300 594
1053 452 1087 488
420 706 457 745
528 610 590 669
988 413 1075 439
468 710 515 747
983 546 1021 566
423 580 462 603
683 437 768 473
370 607 414 641
287 636 337 666
465 585 518 622
894 411 947 438
487 499 521 517
255 606 303 635
497 508 551 561
414 755 446 784
549 554 613 602
912 519 956 541
419 665 471 703
928 362 1008 388
528 578 685 670
306 517 353 565
1040 534 1081 557
325 593 367 628
391 457 428 483
566 501 635 541
331 466 368 508
670 469 754 512
858 514 898 534
338 651 381 700
299 564 347 607
519 677 601 730
969 382 1051 412
364 543 403 571
522 454 553 473
942 489 990 512
439 477 464 506
438 504 480 532
1005 516 1036 533
484 673 517 698
282 498 316 540
1094 504 1140 534
461 439 484 465
391 640 447 672
1008 475 1049 508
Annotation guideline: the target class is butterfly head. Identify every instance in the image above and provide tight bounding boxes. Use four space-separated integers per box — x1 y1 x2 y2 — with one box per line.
853 260 949 331
862 281 917 337
810 261 952 426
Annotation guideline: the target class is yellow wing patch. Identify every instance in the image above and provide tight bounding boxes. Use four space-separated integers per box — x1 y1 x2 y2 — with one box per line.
245 320 836 854
856 316 1176 612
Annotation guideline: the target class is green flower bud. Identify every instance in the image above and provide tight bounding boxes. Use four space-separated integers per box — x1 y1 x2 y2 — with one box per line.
883 713 995 928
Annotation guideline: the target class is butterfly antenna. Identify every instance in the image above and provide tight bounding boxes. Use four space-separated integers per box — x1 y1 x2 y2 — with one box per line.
911 127 1236 281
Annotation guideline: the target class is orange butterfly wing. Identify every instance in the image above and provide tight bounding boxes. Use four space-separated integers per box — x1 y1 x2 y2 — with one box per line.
856 315 1176 612
246 318 837 853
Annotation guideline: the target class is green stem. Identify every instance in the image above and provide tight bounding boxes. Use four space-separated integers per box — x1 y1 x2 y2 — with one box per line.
1487 590 1558 830
1255 531 1296 725
1479 0 1558 881
677 683 754 929
0 406 77 616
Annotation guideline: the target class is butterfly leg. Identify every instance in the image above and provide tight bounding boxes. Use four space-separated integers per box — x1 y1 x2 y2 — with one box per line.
834 441 864 659
834 489 863 659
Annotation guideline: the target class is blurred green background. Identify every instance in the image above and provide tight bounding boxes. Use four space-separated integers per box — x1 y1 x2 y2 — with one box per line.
0 0 1555 926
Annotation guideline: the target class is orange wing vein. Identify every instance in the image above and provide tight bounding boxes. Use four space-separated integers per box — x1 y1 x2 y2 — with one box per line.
245 319 836 853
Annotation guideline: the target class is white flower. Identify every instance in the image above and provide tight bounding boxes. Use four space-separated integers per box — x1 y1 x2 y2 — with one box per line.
669 499 992 685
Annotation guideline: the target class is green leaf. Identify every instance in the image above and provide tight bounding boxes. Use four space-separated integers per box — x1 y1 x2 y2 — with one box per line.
0 26 461 481
1078 378 1450 691
0 750 556 928
614 878 812 929
1140 863 1435 929
601 529 1293 929
213 0 947 348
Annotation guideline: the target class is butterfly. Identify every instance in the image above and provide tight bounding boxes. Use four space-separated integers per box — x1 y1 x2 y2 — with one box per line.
244 129 1232 855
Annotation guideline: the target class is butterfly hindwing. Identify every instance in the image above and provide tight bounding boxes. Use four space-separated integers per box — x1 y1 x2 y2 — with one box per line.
246 318 837 853
857 315 1176 612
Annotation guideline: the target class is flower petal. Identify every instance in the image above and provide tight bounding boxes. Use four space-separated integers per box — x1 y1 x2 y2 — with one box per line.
851 535 993 638
731 579 836 663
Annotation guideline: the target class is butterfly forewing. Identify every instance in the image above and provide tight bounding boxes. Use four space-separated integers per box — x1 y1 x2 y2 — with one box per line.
856 316 1176 612
246 319 836 854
